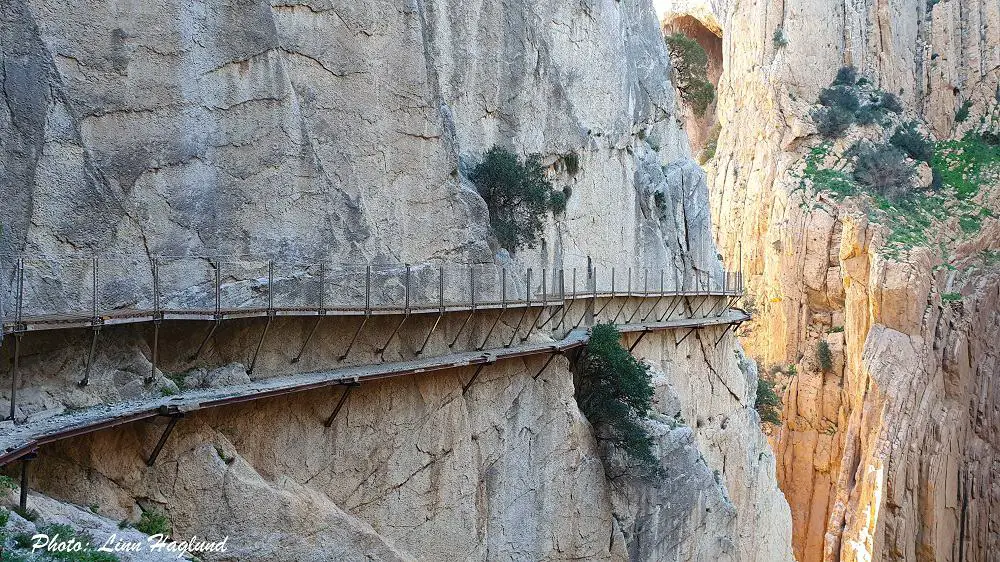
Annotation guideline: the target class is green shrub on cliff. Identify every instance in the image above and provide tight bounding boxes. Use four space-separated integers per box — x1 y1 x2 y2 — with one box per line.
665 32 716 116
850 141 915 202
754 375 782 425
470 147 562 252
577 324 662 480
816 340 833 373
890 121 933 162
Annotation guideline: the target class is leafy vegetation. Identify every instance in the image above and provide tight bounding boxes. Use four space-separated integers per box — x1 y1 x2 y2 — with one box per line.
796 130 997 260
0 520 120 562
577 324 662 480
665 32 715 116
755 375 782 425
773 28 789 48
811 67 904 138
134 508 171 537
470 147 564 252
878 92 904 114
817 341 833 373
955 100 972 123
699 123 721 164
562 152 579 175
932 132 1000 199
890 121 934 162
832 65 858 86
34 523 120 562
850 141 915 202
942 292 962 302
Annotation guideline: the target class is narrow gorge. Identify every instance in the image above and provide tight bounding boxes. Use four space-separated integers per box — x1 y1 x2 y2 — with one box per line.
657 0 1000 559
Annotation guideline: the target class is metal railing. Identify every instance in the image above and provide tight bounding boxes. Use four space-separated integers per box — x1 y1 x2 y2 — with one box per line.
1 255 743 334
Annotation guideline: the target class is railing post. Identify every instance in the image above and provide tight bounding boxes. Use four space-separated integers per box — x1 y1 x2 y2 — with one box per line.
439 266 445 312
80 257 101 387
92 256 99 320
404 264 411 312
214 260 222 317
15 257 24 328
150 259 161 382
246 260 275 375
365 265 371 313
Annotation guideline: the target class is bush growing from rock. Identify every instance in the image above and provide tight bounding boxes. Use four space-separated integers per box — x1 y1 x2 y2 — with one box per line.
850 141 916 201
879 92 904 114
665 32 716 116
813 106 854 139
817 340 833 373
773 28 789 47
755 376 782 425
135 508 171 537
955 100 973 123
577 323 663 480
470 146 561 251
890 121 934 162
832 65 858 86
818 85 860 113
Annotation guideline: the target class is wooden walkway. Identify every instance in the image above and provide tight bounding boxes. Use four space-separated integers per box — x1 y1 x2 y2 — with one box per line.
0 309 748 467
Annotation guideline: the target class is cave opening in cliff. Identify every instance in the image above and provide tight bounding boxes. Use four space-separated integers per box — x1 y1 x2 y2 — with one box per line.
661 14 722 163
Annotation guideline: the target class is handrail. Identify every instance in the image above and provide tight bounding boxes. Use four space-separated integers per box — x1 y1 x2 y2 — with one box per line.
1 255 743 335
0 308 750 467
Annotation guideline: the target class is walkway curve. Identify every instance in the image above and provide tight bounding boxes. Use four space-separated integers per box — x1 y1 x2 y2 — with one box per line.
0 309 748 467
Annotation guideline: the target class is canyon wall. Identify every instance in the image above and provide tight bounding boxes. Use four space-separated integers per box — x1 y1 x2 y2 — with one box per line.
655 0 1000 558
0 0 793 559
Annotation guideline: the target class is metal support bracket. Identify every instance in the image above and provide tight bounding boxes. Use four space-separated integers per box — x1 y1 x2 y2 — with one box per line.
146 413 183 467
376 264 411 358
7 332 23 422
713 325 733 346
520 306 547 343
291 315 323 364
506 269 532 347
675 327 697 346
189 319 221 362
658 294 684 322
79 324 102 387
478 269 507 350
339 316 369 361
246 314 273 375
416 267 446 355
247 261 276 375
628 329 651 352
533 350 560 380
291 263 327 364
376 314 409 359
18 452 37 512
324 381 358 428
462 359 494 395
449 267 477 349
715 322 743 346
691 295 709 317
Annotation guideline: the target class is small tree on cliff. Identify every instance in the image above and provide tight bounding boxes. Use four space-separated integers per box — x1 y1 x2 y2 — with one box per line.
470 147 561 252
755 375 782 425
816 340 834 373
665 32 716 116
577 323 663 481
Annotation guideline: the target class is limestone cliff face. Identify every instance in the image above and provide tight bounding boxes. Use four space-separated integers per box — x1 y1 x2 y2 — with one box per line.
0 0 793 560
654 0 1000 558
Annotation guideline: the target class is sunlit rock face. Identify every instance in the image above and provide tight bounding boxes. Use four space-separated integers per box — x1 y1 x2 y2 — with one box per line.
0 0 795 560
655 0 1000 557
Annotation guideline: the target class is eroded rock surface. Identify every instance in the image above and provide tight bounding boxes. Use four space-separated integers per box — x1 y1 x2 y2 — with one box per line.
0 0 793 560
